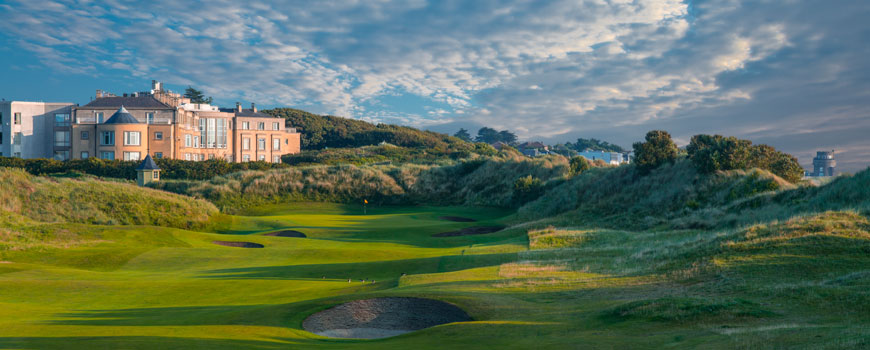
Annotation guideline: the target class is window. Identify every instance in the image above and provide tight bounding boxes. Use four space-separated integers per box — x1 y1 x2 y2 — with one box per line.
81 131 89 140
273 156 280 163
208 154 215 160
96 112 104 124
14 112 21 125
14 152 21 158
0 132 3 145
14 132 22 145
193 136 199 148
242 121 249 130
0 111 3 124
272 122 279 130
242 154 250 162
185 153 191 161
100 131 115 145
185 134 192 147
154 132 163 140
154 152 163 159
55 113 70 127
146 112 154 124
54 131 70 147
124 131 140 146
242 138 250 150
258 138 266 150
258 122 265 130
81 151 89 159
258 154 265 161
101 151 115 160
53 151 69 161
273 138 280 150
123 152 140 161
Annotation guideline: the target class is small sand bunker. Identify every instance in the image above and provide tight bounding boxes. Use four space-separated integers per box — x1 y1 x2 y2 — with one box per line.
432 225 505 237
303 297 472 339
439 216 477 222
212 241 264 248
263 230 307 238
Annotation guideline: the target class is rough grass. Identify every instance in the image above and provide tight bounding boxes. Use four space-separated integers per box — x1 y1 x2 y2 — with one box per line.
0 168 217 228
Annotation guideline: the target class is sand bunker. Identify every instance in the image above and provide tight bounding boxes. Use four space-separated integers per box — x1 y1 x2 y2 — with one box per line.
439 216 477 222
212 241 264 248
303 297 472 339
263 230 307 238
432 225 505 237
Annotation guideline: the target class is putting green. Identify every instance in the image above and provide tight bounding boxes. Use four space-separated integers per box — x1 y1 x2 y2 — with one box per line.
1 204 868 349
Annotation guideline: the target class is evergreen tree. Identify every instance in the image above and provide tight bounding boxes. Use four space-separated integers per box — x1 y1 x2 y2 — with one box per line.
454 128 472 142
184 86 214 104
475 127 500 143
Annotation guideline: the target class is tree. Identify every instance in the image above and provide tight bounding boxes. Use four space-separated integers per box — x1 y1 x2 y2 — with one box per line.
454 128 472 142
568 138 625 152
475 127 500 143
632 130 678 175
184 86 214 104
687 134 752 173
498 130 518 145
569 156 591 176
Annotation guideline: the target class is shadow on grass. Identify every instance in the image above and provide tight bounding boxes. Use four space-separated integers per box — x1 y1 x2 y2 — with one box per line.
0 336 294 350
198 253 518 281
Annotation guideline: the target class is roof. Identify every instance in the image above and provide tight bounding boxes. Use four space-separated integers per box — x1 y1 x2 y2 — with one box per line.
83 96 172 109
136 155 160 171
519 141 547 149
104 106 140 124
219 108 275 118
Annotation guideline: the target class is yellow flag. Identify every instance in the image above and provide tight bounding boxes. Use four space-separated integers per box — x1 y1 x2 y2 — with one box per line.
364 199 368 204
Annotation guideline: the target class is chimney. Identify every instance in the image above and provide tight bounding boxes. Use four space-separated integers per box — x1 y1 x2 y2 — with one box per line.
236 102 242 113
152 80 162 92
251 103 257 113
123 93 128 97
96 89 103 98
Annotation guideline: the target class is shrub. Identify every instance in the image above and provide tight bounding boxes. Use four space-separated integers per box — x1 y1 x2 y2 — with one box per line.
687 135 803 183
569 156 591 176
632 130 679 174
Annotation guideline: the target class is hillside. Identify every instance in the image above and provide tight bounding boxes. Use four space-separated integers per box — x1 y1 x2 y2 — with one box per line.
265 108 473 152
0 168 217 228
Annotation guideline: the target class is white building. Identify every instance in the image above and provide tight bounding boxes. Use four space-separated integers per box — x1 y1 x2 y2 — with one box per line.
578 150 632 165
0 101 75 160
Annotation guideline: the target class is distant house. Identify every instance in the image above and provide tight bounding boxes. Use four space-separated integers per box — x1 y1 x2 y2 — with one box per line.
517 141 550 157
578 149 631 165
490 141 509 151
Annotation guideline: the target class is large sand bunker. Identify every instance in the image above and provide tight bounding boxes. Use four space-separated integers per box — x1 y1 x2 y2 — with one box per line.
303 297 472 339
263 230 307 238
212 241 264 248
432 225 505 237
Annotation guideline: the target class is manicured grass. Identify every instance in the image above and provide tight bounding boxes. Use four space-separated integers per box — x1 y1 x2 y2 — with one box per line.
1 204 868 349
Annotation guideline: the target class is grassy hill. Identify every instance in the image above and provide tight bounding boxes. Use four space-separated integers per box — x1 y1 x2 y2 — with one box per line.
0 168 217 228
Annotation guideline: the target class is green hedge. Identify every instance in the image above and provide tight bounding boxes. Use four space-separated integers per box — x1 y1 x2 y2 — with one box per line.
0 156 287 181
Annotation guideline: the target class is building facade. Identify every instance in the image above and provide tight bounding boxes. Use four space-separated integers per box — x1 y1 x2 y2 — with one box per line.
67 81 300 162
0 101 75 160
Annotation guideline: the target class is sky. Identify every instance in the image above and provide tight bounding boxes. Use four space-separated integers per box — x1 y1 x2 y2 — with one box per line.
1 0 868 172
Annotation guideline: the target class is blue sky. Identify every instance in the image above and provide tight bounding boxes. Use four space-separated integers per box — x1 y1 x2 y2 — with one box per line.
1 0 869 171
